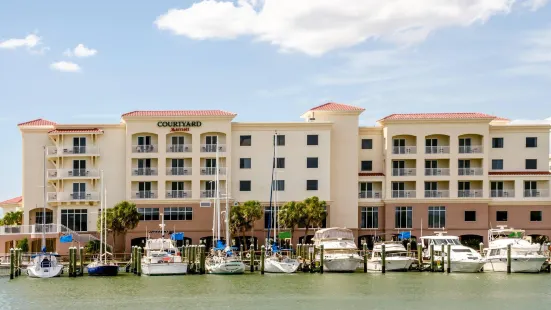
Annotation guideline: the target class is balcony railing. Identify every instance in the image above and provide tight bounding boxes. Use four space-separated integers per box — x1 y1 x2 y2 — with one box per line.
392 190 416 198
425 190 450 198
167 167 192 176
0 224 94 236
524 190 549 198
47 192 100 202
458 190 483 198
132 144 157 153
458 168 483 176
201 144 226 153
358 191 382 199
491 190 515 198
167 144 192 153
392 168 416 176
458 145 483 154
200 190 226 198
425 146 450 154
200 167 227 175
166 190 192 199
392 146 416 155
46 146 100 156
133 191 158 199
425 168 450 176
132 168 158 176
47 169 100 179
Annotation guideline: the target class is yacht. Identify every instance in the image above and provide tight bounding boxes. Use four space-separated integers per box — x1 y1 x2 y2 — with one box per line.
420 232 485 273
367 241 416 272
141 224 188 275
483 226 546 273
264 245 300 273
313 227 363 272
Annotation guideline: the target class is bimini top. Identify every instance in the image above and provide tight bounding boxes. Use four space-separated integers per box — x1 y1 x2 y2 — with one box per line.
313 227 354 240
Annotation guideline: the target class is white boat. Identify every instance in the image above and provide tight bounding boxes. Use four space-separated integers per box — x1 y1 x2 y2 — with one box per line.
420 232 485 273
264 255 300 273
483 226 546 273
367 241 416 272
141 217 188 276
313 227 363 272
206 249 246 274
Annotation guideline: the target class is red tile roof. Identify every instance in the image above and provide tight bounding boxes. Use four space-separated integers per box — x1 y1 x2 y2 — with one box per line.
48 128 104 134
379 113 500 122
310 102 365 112
493 117 511 121
122 110 237 117
489 171 551 176
0 196 22 205
359 173 385 177
18 118 57 126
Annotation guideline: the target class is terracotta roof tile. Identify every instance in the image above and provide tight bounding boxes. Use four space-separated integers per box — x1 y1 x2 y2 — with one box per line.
489 171 551 176
18 118 57 126
122 110 236 117
310 102 365 112
0 196 22 205
379 113 500 122
48 128 104 134
359 173 385 177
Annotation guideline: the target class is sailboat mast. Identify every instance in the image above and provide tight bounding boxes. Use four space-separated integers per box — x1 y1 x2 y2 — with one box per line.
160 211 165 251
274 132 278 242
100 169 104 263
225 165 230 248
104 187 108 258
215 135 220 242
42 146 46 251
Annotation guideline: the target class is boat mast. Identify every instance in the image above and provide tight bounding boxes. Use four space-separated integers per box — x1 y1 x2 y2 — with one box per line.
273 131 278 244
42 146 47 252
215 135 220 243
225 165 230 250
100 169 104 263
104 187 108 259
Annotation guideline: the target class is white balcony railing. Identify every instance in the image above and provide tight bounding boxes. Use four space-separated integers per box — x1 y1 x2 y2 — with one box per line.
200 167 227 175
47 169 100 179
132 190 158 199
200 190 226 198
458 168 483 176
201 144 226 153
458 190 483 198
167 167 192 176
425 168 450 176
425 146 450 154
392 168 416 176
47 192 100 202
391 190 416 198
524 190 550 198
166 190 192 199
132 144 157 153
358 191 382 199
167 144 192 153
132 168 158 176
425 190 450 198
491 190 515 198
458 145 483 154
46 146 100 156
392 146 417 155
0 224 96 236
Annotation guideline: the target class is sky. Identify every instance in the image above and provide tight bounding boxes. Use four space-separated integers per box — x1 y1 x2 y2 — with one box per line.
0 0 550 202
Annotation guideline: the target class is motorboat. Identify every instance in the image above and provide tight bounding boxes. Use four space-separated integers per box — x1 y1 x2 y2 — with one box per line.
367 241 416 272
26 251 64 278
141 223 188 276
420 232 485 273
313 227 363 272
483 226 546 273
264 245 300 273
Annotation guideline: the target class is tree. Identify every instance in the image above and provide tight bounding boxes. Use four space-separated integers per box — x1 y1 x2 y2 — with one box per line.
97 201 140 252
0 210 23 225
229 204 247 242
17 238 29 252
301 196 327 242
278 201 305 243
242 200 262 240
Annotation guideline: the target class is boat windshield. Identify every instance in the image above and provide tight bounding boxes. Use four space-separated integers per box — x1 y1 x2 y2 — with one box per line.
452 249 472 253
315 228 354 240
431 239 461 246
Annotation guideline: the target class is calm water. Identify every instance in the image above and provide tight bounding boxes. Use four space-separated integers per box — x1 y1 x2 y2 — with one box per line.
1 272 551 310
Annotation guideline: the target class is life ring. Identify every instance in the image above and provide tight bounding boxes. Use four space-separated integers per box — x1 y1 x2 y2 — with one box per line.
246 253 251 259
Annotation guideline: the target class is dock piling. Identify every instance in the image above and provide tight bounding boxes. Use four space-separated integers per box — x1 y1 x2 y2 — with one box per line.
199 245 206 274
9 248 14 279
68 247 73 277
14 248 19 277
407 242 411 257
440 244 445 272
430 244 435 272
479 242 484 256
137 247 142 276
363 243 368 273
417 244 422 270
79 247 84 276
260 245 265 275
249 248 254 272
381 243 386 274
507 244 512 274
446 244 451 273
320 245 324 274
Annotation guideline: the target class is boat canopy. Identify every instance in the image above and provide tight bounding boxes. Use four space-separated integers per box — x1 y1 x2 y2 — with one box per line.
145 238 176 250
314 228 354 240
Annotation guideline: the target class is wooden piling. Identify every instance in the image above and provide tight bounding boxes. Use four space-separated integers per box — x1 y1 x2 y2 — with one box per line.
79 247 84 276
249 248 254 272
446 244 451 273
417 244 422 270
381 243 386 274
199 245 206 274
14 248 19 277
320 245 324 274
430 244 435 272
479 242 484 256
68 247 73 277
137 247 142 276
240 244 243 261
363 243 368 273
507 243 512 274
440 244 445 273
260 245 265 275
407 242 411 257
9 248 14 279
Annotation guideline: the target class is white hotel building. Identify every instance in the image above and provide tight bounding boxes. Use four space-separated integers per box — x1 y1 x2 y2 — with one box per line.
1 102 550 253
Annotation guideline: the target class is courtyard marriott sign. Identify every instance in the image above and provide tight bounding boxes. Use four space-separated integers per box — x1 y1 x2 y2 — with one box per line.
157 121 202 132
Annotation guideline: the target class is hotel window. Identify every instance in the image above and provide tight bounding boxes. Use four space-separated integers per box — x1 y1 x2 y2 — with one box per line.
164 207 193 221
428 206 446 229
61 209 88 232
307 134 318 146
170 136 187 152
464 211 476 222
72 159 87 177
203 135 218 152
492 138 504 148
264 207 281 229
361 139 373 150
73 137 86 154
306 180 318 191
276 135 285 146
524 181 538 197
496 211 508 222
137 182 153 198
360 207 378 229
525 159 537 169
530 211 542 222
491 181 505 197
72 182 86 200
240 181 251 192
276 157 285 169
240 158 251 169
240 135 252 146
359 182 378 198
137 159 152 175
526 137 537 148
138 208 160 221
137 135 153 152
492 159 503 170
307 157 318 168
392 182 406 198
35 211 53 224
361 161 372 171
395 206 412 229
272 180 285 191
170 159 185 176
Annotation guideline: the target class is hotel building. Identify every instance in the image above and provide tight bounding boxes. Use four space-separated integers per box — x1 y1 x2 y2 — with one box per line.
1 102 550 253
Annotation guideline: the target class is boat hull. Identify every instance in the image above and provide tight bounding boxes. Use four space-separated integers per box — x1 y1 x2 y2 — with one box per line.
207 261 245 274
264 257 300 273
141 262 188 275
87 265 119 276
26 265 63 278
367 258 415 272
323 256 362 272
483 257 546 273
447 260 485 273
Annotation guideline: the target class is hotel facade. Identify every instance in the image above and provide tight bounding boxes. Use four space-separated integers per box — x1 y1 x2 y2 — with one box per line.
1 102 550 253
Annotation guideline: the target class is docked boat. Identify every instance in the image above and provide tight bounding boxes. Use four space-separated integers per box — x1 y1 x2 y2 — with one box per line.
313 227 363 272
141 220 188 276
367 241 416 272
420 232 485 273
483 226 546 273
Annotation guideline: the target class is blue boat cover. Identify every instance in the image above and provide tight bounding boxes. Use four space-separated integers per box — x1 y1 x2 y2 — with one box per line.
171 232 184 241
60 234 73 243
398 232 411 240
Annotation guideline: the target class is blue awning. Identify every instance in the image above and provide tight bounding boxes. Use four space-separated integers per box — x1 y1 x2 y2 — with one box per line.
171 232 184 241
60 234 73 243
398 232 411 240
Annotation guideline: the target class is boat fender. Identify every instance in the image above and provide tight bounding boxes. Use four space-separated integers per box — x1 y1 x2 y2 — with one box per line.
246 253 251 259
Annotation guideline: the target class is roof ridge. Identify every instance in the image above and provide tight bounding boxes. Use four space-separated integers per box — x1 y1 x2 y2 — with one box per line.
0 196 23 205
309 102 365 112
18 118 57 126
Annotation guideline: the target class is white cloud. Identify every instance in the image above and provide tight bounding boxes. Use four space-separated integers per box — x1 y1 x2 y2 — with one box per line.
525 0 549 10
64 44 98 57
0 34 41 49
50 61 81 73
155 0 546 56
520 27 551 63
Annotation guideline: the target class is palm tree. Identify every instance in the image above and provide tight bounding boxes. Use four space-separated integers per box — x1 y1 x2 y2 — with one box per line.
0 210 23 226
229 203 248 244
242 200 262 247
302 196 327 243
278 201 305 243
97 201 140 252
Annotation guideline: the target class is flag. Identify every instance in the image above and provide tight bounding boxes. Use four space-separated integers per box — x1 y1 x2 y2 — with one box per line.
278 231 291 239
398 232 411 240
60 234 73 243
170 232 184 241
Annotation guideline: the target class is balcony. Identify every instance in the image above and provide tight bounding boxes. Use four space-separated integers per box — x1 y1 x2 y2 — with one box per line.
358 191 382 199
167 144 192 153
424 190 450 198
200 167 227 176
47 169 100 179
458 190 483 198
131 168 158 176
47 192 100 202
458 146 483 154
167 167 192 176
425 146 450 154
132 191 158 199
524 190 550 198
491 190 515 198
166 190 192 199
0 224 68 235
392 168 416 177
392 146 416 155
201 190 217 198
425 168 450 176
392 190 416 198
458 168 483 176
201 144 226 153
47 146 100 156
132 144 157 153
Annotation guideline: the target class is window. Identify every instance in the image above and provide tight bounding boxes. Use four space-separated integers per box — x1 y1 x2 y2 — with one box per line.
137 182 154 198
526 137 537 148
464 211 476 222
73 137 87 154
360 207 378 229
35 211 53 224
164 207 193 221
530 211 542 222
491 181 505 197
307 134 318 146
492 159 503 170
72 182 86 200
240 158 251 169
428 206 446 229
264 207 281 229
138 208 160 221
276 135 285 146
61 209 88 232
525 159 537 170
361 161 373 171
496 211 508 222
307 157 319 168
525 181 538 197
492 138 504 148
395 206 412 229
306 180 318 191
276 157 285 169
240 180 251 191
361 139 373 149
240 135 252 146
272 180 285 191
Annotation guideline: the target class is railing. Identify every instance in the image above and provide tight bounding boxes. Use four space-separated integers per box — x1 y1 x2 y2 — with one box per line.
425 168 450 176
200 144 226 153
47 169 100 179
200 167 227 175
0 224 60 235
458 168 483 176
166 190 192 199
392 146 416 155
200 190 226 198
458 190 483 198
358 191 382 199
524 190 550 198
46 146 100 156
392 168 416 176
425 190 450 198
425 146 450 154
491 190 515 198
132 191 158 199
391 190 416 198
166 167 192 176
132 144 157 153
166 144 192 153
458 145 483 154
131 168 158 176
47 192 100 202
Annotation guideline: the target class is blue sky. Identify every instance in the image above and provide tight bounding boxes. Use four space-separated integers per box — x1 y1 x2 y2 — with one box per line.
0 0 550 202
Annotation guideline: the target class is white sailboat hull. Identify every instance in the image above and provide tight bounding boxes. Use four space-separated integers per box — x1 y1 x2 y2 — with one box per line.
26 264 63 278
367 257 415 271
484 257 546 273
264 257 300 273
141 262 188 275
207 261 246 274
447 260 486 273
323 255 362 272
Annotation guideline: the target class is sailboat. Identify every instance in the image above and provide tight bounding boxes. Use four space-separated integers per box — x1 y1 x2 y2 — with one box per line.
87 170 119 276
26 146 64 278
205 139 246 274
264 131 299 274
